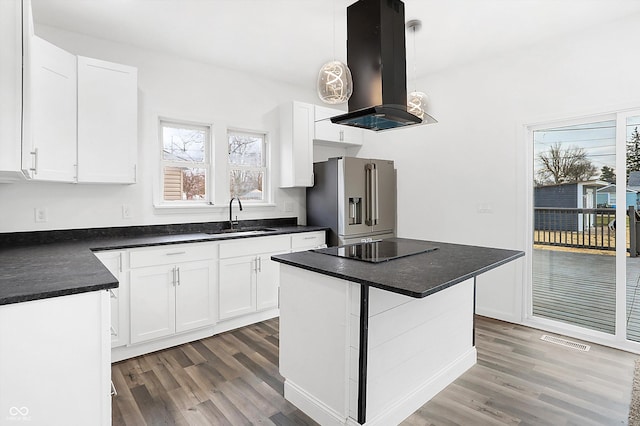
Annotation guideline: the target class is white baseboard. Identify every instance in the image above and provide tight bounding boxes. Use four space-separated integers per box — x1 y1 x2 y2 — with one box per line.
284 347 477 425
284 380 350 426
112 308 279 362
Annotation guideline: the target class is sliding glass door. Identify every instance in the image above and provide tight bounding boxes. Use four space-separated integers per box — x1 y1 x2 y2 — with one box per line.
529 110 640 349
625 114 640 343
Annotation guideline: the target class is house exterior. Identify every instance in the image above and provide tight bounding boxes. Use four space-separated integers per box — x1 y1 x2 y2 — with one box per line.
596 184 639 209
534 180 608 231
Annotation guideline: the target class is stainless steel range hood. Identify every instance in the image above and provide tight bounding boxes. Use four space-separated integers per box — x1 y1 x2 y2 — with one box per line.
331 0 436 132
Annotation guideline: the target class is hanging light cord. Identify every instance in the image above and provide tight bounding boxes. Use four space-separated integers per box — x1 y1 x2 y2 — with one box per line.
332 0 336 60
411 25 417 93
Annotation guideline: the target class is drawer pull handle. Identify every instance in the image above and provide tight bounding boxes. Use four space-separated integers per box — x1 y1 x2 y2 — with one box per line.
303 236 316 240
166 251 186 256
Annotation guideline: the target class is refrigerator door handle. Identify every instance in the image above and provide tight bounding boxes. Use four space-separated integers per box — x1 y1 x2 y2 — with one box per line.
365 163 373 226
372 166 379 225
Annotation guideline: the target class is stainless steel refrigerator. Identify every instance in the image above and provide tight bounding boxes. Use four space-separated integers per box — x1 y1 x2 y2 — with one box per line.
307 157 396 246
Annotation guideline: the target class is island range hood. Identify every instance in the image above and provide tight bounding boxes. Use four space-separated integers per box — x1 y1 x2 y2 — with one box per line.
330 0 436 132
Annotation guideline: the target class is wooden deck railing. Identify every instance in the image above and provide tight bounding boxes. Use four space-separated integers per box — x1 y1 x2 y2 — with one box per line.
533 207 616 251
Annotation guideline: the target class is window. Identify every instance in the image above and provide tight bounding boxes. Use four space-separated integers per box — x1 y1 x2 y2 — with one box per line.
160 119 211 203
228 129 268 202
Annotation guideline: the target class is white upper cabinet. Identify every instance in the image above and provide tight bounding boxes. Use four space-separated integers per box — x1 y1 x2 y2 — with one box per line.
280 101 314 188
24 35 77 182
77 56 137 183
0 0 26 182
279 101 364 188
314 105 363 147
0 0 138 184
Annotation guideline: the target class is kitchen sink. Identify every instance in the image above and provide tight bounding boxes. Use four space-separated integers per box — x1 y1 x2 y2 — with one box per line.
207 227 277 236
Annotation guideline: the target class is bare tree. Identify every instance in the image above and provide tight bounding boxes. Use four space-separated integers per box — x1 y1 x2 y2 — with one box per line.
536 143 598 185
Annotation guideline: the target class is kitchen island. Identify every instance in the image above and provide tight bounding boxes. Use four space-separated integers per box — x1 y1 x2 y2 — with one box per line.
271 238 524 426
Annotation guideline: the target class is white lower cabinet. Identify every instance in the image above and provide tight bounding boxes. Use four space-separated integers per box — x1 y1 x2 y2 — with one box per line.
256 253 281 311
0 291 111 425
94 250 128 348
218 235 290 320
219 251 282 319
106 231 325 360
291 231 326 251
128 243 216 345
130 260 216 344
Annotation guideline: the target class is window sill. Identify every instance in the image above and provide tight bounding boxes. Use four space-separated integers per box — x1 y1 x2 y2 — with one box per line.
153 202 277 214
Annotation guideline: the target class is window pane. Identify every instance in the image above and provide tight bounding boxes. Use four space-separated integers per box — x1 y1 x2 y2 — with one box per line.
228 133 263 166
230 170 263 200
163 166 206 201
162 125 206 163
532 120 616 335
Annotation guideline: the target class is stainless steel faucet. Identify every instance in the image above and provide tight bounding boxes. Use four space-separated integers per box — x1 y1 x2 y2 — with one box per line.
229 197 243 230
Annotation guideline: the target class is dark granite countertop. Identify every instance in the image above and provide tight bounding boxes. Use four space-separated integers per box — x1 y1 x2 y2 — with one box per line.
271 237 524 298
0 220 327 306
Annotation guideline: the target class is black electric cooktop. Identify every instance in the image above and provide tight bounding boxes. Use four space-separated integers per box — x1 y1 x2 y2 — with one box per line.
312 240 439 263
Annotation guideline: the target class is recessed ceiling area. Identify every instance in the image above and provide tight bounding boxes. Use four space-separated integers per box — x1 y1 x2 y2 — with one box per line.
31 0 640 88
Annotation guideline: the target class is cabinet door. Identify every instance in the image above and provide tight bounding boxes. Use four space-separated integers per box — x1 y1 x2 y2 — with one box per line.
25 36 77 182
219 256 256 320
77 56 137 183
175 260 216 333
130 265 176 343
314 105 363 147
256 253 282 311
94 250 127 348
280 101 314 187
0 0 24 181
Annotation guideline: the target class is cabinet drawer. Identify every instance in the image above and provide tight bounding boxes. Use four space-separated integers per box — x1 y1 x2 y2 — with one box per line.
291 231 326 251
129 242 215 268
219 235 290 259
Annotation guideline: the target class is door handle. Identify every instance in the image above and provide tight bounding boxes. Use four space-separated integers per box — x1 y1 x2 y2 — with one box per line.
172 267 176 286
365 164 373 226
176 266 181 285
29 148 38 175
372 166 379 225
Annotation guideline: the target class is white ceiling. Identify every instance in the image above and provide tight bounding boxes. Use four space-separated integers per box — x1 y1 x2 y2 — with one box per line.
31 0 640 89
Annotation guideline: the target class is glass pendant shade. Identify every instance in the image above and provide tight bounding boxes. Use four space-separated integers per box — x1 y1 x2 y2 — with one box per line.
407 91 428 120
317 60 353 105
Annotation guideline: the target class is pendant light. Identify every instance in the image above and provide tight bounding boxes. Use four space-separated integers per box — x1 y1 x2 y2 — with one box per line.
317 0 352 104
406 19 428 120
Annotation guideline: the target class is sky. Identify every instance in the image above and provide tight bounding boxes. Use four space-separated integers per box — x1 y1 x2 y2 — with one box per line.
533 115 640 180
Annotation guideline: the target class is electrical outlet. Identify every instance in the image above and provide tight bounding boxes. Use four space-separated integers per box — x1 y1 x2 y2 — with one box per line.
477 203 493 214
34 207 48 223
121 204 131 219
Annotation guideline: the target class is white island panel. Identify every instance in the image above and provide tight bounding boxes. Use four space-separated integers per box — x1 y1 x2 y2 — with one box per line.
279 263 477 425
279 265 353 423
356 280 476 424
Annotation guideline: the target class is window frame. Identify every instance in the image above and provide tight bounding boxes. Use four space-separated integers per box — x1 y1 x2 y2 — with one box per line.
158 118 213 206
227 128 270 204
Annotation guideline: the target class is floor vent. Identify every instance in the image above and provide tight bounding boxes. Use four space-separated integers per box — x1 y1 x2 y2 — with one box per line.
540 335 590 352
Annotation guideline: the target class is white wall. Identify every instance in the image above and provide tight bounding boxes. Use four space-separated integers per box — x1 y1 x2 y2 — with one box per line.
356 13 640 323
0 25 317 233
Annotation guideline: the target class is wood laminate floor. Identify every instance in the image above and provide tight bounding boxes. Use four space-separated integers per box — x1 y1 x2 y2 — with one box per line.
112 316 637 426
